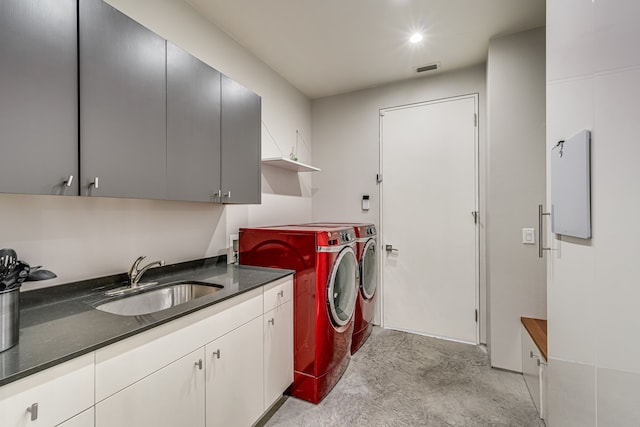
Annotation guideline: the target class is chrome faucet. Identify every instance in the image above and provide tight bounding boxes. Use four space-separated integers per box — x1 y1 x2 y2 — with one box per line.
128 256 165 288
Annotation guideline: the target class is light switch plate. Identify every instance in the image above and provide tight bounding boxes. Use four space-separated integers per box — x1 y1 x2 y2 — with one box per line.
522 228 535 245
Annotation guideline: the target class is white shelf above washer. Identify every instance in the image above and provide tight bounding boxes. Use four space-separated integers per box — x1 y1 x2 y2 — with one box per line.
261 157 321 172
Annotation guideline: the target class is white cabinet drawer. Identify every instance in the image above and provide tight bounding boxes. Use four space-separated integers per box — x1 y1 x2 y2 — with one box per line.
95 287 263 401
0 354 94 427
263 276 293 313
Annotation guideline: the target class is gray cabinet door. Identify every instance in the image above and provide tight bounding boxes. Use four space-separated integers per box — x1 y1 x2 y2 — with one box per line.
0 0 78 196
167 43 221 203
221 77 261 204
79 0 167 199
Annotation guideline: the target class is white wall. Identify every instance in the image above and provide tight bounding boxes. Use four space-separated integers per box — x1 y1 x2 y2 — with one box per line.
486 27 547 372
1 0 312 290
546 1 640 426
311 65 487 341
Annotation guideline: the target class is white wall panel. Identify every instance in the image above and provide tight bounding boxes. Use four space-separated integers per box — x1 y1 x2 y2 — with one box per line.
546 0 594 82
546 78 596 364
547 358 596 427
593 68 640 374
597 367 640 427
547 0 640 424
593 0 640 74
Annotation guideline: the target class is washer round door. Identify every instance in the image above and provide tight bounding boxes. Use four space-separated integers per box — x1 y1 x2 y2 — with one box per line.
360 239 377 299
326 247 358 328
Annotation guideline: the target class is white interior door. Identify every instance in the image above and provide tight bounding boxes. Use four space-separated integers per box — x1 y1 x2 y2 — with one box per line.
381 95 478 344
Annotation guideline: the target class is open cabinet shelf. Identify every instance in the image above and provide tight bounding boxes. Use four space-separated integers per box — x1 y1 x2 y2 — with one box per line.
261 157 321 172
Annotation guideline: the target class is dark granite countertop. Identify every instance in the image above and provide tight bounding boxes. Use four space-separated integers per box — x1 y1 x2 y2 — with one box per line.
0 257 293 387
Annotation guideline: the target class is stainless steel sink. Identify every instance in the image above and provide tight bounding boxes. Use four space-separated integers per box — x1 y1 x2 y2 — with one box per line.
95 281 223 316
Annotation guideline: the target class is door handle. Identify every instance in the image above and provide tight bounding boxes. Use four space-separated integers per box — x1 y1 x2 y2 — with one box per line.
385 244 398 253
538 204 551 258
471 211 479 224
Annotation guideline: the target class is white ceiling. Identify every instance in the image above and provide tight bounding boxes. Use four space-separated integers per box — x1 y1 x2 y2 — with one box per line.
185 0 545 99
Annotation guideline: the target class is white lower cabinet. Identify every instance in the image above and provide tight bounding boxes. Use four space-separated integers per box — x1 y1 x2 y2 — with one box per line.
263 277 294 411
57 408 94 427
0 354 94 427
96 348 206 427
0 275 294 427
264 300 293 409
205 316 264 427
521 324 546 420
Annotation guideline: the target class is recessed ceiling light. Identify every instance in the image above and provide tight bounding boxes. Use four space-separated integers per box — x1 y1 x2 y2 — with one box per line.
409 32 423 43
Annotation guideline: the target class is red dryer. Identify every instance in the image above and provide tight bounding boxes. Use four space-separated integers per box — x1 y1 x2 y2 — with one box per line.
239 225 359 403
305 223 377 353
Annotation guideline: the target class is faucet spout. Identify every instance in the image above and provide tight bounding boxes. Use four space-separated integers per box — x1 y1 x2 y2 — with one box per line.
128 256 165 288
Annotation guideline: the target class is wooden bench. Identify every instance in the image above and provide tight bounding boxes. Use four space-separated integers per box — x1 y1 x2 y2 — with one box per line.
521 317 547 360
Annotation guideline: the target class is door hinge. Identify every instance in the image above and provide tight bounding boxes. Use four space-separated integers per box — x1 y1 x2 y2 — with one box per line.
475 309 478 323
474 113 478 127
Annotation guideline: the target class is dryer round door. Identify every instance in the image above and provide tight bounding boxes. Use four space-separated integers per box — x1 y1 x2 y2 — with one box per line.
326 247 358 328
360 238 377 299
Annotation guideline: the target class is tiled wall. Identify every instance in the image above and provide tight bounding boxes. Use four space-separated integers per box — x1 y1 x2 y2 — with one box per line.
546 1 640 425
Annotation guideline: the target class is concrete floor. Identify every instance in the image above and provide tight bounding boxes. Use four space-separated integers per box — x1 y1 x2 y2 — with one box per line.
265 327 544 427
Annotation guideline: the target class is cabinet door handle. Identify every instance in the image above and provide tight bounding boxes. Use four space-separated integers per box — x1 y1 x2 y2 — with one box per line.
529 351 540 359
61 175 74 195
89 177 99 190
223 191 231 199
268 318 275 326
212 349 221 359
27 402 38 421
278 290 284 297
538 204 551 258
195 359 203 370
537 359 547 367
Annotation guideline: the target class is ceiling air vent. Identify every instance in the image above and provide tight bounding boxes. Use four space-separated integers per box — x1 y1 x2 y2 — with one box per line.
416 62 440 73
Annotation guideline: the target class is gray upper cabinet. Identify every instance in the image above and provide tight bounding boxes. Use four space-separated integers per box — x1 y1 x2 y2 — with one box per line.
79 0 167 199
0 0 78 196
166 43 221 203
221 76 262 204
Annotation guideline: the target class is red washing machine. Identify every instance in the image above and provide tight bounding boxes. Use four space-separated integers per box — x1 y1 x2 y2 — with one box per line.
239 225 359 404
304 223 377 354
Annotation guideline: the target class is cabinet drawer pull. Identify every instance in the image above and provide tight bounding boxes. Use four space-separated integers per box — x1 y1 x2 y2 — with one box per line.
268 318 275 326
212 349 221 359
27 402 38 421
278 290 284 297
195 359 203 370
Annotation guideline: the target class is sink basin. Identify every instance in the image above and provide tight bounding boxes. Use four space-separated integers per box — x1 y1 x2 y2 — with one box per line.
95 281 223 316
